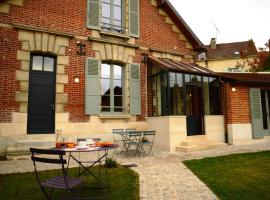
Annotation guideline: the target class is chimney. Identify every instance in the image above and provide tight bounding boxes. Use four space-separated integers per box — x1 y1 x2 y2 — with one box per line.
210 38 216 49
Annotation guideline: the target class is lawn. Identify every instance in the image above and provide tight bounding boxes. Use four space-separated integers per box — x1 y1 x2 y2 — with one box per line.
183 151 270 200
0 166 139 200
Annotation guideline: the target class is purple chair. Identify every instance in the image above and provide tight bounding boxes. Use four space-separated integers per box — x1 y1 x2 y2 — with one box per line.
30 148 82 200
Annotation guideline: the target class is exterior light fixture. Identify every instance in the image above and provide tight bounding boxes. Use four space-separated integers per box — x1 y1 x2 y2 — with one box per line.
74 77 80 83
232 87 237 92
76 41 86 56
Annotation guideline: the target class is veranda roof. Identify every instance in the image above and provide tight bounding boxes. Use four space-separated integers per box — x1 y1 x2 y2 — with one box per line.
147 56 216 76
219 72 270 84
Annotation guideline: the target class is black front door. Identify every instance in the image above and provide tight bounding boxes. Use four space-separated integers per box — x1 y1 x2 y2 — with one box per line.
27 54 56 134
186 85 203 136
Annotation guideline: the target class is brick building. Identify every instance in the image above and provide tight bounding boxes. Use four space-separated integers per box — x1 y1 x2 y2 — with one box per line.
0 0 269 155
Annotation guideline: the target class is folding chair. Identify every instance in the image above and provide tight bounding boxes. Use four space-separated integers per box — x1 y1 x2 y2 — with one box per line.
112 129 124 153
125 131 142 157
30 148 82 200
139 131 156 156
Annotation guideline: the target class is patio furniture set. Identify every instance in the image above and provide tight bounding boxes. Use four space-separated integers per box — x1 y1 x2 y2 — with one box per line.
29 128 155 199
112 129 156 157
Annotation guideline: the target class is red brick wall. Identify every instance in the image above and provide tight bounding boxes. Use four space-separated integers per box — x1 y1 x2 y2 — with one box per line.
0 0 91 36
225 84 251 124
138 0 193 56
0 28 20 122
0 0 196 122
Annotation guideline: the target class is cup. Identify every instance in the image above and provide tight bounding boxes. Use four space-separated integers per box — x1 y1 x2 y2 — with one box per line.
77 141 87 148
86 138 94 145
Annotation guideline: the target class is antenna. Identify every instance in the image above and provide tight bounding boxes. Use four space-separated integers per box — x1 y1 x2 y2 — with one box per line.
211 20 220 41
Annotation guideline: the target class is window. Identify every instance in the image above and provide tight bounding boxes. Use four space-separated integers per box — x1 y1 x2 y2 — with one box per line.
31 55 55 72
101 63 124 113
101 0 123 33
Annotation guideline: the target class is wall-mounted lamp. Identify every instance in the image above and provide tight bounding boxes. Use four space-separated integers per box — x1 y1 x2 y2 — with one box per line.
232 87 237 92
74 77 80 83
77 41 86 56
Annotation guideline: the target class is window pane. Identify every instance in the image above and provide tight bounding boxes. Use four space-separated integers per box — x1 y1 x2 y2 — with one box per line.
114 65 122 79
102 2 110 18
101 79 110 95
170 73 184 115
114 80 122 95
185 74 190 84
169 73 176 87
32 56 43 71
102 107 110 112
203 77 210 115
176 73 183 86
113 6 121 20
114 0 121 6
44 57 54 72
101 63 110 78
101 95 110 106
114 96 122 107
114 107 123 112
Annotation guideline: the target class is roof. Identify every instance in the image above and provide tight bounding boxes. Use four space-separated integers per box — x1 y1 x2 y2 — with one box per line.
157 0 205 52
147 56 216 76
206 41 258 60
219 72 270 83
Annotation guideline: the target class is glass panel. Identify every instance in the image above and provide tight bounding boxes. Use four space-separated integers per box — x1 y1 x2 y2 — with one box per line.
170 73 184 115
101 79 110 95
114 0 121 6
203 77 210 115
102 107 110 112
185 74 191 84
114 80 122 95
114 96 122 106
32 56 43 71
209 78 221 115
114 107 123 112
101 63 110 78
102 2 110 18
160 73 168 115
176 73 183 87
169 73 176 87
43 57 54 72
101 95 110 107
113 65 122 79
113 6 121 20
103 0 110 3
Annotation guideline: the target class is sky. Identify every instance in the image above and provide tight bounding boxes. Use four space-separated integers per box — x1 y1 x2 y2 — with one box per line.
169 0 270 49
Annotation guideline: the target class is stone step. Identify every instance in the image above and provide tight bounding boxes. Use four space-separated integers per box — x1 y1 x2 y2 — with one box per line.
187 135 208 141
176 142 227 152
181 139 220 146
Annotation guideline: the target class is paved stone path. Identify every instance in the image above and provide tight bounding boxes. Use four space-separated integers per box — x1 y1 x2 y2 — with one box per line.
1 141 270 200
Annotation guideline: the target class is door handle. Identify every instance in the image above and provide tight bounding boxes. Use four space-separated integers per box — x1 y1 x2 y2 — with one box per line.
50 105 55 110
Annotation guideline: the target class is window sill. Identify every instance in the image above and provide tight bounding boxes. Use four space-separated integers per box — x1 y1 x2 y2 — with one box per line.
100 31 130 40
99 114 131 119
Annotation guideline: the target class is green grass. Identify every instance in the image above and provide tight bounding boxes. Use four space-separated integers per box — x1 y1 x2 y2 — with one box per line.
183 151 270 200
0 166 139 200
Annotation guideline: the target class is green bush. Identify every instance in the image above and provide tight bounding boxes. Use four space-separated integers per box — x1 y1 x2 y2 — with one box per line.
105 157 118 168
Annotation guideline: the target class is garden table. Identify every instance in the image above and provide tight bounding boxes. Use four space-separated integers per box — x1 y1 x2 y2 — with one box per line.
53 145 118 186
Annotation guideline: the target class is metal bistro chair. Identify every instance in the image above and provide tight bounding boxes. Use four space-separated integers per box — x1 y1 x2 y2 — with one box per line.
30 148 82 200
112 129 124 153
139 131 156 156
125 131 142 157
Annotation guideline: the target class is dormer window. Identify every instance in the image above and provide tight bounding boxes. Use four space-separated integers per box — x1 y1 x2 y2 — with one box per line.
101 0 123 34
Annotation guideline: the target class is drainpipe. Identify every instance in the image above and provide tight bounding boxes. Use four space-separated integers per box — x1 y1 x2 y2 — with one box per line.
219 77 228 143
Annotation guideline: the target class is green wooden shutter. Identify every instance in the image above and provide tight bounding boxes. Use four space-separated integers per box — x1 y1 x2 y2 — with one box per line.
85 58 100 115
129 0 139 37
249 88 264 139
130 63 141 115
87 0 100 29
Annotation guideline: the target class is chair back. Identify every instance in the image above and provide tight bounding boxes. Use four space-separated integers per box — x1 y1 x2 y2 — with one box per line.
30 148 68 186
142 131 156 144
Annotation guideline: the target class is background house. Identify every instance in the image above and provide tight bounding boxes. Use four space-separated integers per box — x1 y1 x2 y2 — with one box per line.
196 38 258 72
